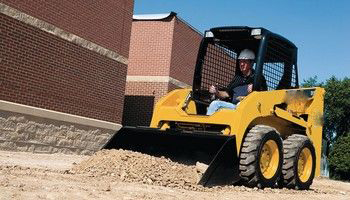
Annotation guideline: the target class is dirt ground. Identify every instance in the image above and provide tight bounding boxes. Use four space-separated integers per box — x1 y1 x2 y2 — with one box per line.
0 150 349 200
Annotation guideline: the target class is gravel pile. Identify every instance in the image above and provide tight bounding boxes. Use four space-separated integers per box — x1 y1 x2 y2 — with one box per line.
71 149 202 190
71 149 338 194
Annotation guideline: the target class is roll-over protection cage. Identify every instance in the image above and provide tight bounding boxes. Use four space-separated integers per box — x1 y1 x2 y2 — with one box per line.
192 26 299 114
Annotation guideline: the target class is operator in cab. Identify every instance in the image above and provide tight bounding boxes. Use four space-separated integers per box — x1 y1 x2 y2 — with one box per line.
207 49 267 115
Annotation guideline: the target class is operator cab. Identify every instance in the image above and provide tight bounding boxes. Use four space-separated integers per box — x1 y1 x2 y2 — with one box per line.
192 26 299 115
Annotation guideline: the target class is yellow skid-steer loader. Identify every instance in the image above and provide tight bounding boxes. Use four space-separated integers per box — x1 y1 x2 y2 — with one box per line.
103 26 325 189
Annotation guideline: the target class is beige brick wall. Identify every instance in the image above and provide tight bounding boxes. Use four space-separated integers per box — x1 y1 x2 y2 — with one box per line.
0 109 117 155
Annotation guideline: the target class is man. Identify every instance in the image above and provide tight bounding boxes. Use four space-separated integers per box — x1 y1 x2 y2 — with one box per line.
206 49 266 115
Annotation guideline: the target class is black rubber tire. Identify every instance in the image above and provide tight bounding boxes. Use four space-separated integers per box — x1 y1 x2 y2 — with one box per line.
282 134 316 190
239 125 283 188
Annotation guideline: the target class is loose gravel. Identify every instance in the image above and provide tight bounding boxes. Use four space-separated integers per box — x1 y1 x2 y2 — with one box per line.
71 149 343 195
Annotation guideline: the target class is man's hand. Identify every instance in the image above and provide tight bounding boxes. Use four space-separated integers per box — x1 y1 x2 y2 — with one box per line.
209 84 229 99
209 85 217 94
236 96 245 101
247 84 253 93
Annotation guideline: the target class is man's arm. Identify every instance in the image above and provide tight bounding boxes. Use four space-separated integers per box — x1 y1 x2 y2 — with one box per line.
209 85 230 99
217 90 230 99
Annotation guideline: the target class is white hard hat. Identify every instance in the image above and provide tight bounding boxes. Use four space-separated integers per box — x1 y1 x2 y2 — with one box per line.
238 49 255 60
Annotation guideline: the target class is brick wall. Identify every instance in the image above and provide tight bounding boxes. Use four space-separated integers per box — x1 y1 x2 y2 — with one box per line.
168 82 181 92
0 0 133 57
0 110 116 155
170 19 202 85
125 82 169 105
127 19 175 76
124 15 202 126
0 13 127 123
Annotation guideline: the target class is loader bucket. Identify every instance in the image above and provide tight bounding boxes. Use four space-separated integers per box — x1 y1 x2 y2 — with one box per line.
102 126 240 187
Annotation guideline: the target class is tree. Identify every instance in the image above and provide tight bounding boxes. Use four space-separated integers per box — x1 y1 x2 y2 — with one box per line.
301 76 350 143
329 134 350 180
301 76 323 87
323 77 350 142
302 76 350 181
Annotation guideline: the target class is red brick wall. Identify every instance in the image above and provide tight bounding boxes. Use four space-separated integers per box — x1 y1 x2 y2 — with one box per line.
127 17 202 80
170 18 202 85
0 13 127 123
168 82 181 92
124 16 202 126
125 82 169 104
0 0 133 56
127 19 175 76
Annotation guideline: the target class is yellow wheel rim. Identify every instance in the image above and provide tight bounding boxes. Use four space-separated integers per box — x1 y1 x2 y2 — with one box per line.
298 147 312 182
259 140 279 179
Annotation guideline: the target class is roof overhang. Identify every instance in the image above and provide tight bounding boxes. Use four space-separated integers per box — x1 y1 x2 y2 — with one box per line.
133 12 177 21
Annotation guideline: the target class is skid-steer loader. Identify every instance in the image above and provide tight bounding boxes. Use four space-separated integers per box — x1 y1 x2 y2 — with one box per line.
103 26 324 190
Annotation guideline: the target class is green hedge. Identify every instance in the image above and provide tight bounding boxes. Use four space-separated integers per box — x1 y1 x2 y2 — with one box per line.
329 134 350 180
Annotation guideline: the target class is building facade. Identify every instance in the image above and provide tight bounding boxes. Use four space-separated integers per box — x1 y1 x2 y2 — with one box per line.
123 12 203 126
0 1 133 154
